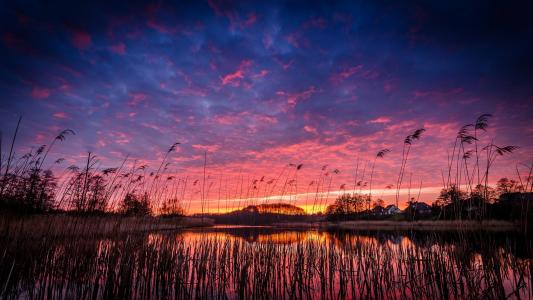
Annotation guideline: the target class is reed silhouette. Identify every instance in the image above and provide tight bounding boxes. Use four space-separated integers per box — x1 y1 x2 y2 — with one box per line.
0 114 531 300
0 227 531 299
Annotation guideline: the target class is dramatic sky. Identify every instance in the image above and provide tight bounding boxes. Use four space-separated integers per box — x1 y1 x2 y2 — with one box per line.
1 1 532 212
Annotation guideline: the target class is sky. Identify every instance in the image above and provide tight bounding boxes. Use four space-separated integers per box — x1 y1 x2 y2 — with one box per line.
1 1 532 213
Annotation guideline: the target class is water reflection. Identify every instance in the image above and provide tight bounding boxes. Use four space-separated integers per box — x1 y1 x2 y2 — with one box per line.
1 226 531 299
181 226 328 244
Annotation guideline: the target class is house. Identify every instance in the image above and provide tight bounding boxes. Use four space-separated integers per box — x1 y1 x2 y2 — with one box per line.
406 202 432 215
384 204 401 215
372 205 385 216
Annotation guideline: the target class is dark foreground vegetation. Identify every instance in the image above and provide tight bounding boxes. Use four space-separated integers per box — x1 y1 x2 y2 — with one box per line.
1 227 531 299
0 213 213 238
0 118 193 233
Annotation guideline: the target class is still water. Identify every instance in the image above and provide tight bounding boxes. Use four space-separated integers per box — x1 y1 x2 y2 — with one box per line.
1 226 532 299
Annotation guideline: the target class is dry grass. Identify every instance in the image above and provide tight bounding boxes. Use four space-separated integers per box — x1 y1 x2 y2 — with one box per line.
0 214 214 238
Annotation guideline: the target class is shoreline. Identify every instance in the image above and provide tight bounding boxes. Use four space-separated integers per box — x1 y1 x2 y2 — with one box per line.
325 220 520 232
0 214 214 238
1 214 522 238
215 220 522 233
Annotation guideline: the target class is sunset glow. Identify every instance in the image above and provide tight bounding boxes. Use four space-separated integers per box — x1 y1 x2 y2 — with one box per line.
2 2 533 299
1 1 532 214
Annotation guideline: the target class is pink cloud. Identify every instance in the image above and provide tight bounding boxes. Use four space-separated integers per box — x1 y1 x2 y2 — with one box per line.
252 69 269 79
58 83 72 92
109 131 130 145
243 13 258 27
214 115 239 125
110 42 126 55
208 0 239 26
141 122 165 133
145 3 179 34
221 70 244 86
96 139 107 148
192 144 221 152
384 120 417 132
413 87 464 98
304 125 318 134
115 112 128 119
277 86 318 110
256 115 277 124
286 32 304 48
458 98 479 105
31 87 50 99
71 30 92 49
214 112 277 126
173 87 208 97
368 116 391 124
362 69 380 79
221 59 252 86
53 112 69 119
272 58 294 71
128 92 147 107
33 133 46 144
330 65 363 83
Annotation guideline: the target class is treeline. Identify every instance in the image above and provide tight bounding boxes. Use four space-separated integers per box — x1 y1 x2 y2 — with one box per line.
0 119 184 217
325 113 532 232
325 178 532 228
1 112 530 225
197 203 319 225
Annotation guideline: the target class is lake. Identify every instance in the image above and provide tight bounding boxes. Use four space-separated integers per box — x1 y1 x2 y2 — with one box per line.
1 226 532 299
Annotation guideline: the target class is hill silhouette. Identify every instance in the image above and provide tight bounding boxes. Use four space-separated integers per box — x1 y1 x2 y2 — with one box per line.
240 203 306 215
196 203 313 225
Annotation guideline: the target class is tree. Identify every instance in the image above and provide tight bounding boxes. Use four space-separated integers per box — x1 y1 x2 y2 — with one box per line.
471 184 496 203
436 185 466 207
326 193 368 215
121 193 151 216
435 185 466 219
372 198 385 208
496 178 523 195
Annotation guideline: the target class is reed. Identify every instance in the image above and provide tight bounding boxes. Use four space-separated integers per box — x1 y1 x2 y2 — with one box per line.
0 226 530 299
439 114 520 222
0 113 528 228
369 149 390 209
395 128 425 207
